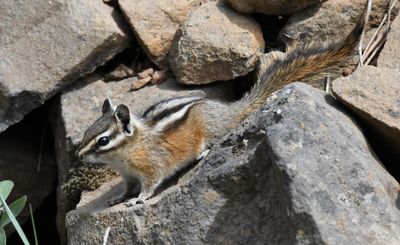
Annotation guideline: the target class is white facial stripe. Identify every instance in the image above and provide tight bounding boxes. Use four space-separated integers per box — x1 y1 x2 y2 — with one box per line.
154 102 197 131
77 138 96 156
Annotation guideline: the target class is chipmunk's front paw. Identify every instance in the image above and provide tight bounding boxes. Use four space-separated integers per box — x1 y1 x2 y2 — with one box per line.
124 197 145 207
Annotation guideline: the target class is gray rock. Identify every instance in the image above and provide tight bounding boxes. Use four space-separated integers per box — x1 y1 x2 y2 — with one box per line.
66 83 400 244
332 65 400 158
169 1 264 85
225 0 323 15
54 75 235 241
378 13 400 70
279 0 399 46
118 0 203 67
0 0 130 133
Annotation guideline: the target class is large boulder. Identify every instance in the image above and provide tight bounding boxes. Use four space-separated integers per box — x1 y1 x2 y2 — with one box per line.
225 0 323 15
169 1 264 85
118 0 203 67
279 0 400 45
66 83 400 244
332 66 400 173
0 0 130 133
53 75 235 241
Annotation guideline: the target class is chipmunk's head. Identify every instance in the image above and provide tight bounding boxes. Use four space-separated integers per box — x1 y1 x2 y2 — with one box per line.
75 98 139 164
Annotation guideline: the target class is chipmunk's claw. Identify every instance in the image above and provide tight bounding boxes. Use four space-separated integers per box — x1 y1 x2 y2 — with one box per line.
136 199 144 204
124 197 144 207
197 149 210 160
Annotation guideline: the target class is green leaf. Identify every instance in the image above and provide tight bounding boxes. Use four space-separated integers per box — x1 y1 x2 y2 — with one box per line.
0 180 14 202
0 195 29 245
0 228 6 245
0 195 27 228
29 204 39 245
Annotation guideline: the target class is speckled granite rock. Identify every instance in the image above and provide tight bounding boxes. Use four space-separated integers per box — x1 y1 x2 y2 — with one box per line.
0 0 130 133
118 0 203 67
225 0 323 15
378 13 400 70
66 83 400 244
169 1 264 85
279 0 399 45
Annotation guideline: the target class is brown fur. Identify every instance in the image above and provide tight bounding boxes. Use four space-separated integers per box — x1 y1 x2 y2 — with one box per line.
127 143 156 179
162 106 205 170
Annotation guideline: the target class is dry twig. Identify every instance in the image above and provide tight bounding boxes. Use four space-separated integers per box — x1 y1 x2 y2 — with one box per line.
358 0 373 67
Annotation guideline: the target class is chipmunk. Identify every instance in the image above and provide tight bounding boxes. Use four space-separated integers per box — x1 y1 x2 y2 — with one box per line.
75 6 367 206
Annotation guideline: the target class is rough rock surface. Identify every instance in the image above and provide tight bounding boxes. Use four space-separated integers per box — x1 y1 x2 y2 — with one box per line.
66 83 400 244
332 65 400 157
0 109 56 231
225 0 323 15
0 0 130 133
118 0 203 67
53 75 235 240
378 13 400 70
280 0 400 45
169 1 264 85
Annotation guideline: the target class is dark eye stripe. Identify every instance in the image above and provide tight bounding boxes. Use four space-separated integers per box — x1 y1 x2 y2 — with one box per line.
95 129 124 151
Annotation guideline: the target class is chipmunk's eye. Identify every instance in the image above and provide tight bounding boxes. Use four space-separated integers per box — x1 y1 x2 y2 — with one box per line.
97 136 110 147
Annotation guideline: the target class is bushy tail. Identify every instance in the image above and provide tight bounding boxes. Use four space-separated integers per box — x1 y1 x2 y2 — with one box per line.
232 2 368 124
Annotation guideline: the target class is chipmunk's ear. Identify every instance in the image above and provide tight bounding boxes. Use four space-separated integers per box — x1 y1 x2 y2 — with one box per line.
114 104 133 135
102 98 115 115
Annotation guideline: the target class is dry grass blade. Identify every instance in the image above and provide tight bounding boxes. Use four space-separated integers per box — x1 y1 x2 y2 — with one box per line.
364 1 390 53
325 76 331 94
362 0 399 65
365 35 387 64
358 0 373 67
363 26 386 61
387 0 394 31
